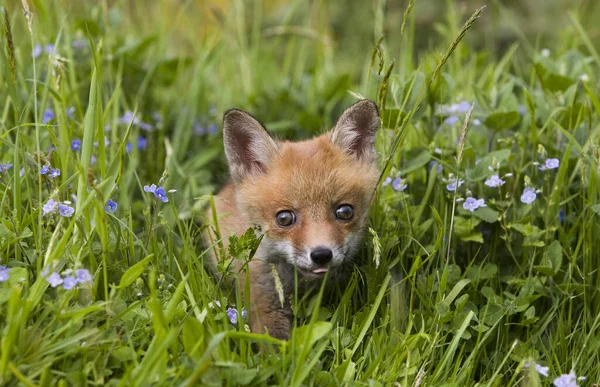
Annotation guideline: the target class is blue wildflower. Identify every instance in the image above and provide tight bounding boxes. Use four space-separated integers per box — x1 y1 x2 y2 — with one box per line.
0 163 13 173
42 109 55 124
90 155 96 165
105 199 117 213
45 44 55 54
48 168 61 178
559 209 565 223
392 178 407 192
445 177 464 192
520 188 537 204
71 139 82 151
40 165 50 175
463 197 486 212
126 142 133 153
62 276 77 290
226 308 239 325
47 272 63 287
137 136 148 150
428 161 443 174
444 116 460 126
32 44 43 58
119 111 140 125
66 107 75 119
193 122 206 136
42 199 58 216
553 370 585 387
139 122 153 131
382 177 392 187
473 118 481 126
0 266 10 282
75 269 92 284
539 158 559 171
144 184 157 193
208 124 218 135
58 203 75 217
518 105 527 116
484 175 505 187
154 187 169 203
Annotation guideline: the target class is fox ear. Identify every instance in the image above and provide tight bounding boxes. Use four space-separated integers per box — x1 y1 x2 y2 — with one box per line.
330 100 380 163
223 109 278 182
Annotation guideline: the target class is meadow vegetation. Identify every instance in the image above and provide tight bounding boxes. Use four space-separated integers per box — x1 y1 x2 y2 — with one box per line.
0 0 599 385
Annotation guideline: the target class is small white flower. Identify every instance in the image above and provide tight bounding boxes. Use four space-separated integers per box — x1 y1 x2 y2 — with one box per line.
579 73 589 82
535 363 549 377
541 48 551 57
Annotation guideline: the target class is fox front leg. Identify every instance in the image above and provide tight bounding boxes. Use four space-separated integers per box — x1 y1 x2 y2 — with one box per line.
246 260 293 342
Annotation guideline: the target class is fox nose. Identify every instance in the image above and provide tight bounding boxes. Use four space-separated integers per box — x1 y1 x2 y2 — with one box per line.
310 247 333 265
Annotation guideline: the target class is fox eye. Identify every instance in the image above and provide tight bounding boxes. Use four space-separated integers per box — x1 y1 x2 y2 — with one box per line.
276 210 296 227
335 204 354 221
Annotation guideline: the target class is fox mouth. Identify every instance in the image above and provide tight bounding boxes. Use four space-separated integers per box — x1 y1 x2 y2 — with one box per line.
295 266 330 279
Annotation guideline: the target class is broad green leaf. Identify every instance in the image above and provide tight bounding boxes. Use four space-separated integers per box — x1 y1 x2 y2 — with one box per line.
484 111 519 131
119 255 152 289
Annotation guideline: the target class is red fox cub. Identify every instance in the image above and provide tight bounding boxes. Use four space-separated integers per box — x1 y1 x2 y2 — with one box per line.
205 100 380 341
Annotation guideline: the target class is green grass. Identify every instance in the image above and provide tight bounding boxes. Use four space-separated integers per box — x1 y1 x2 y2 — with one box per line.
1 0 600 385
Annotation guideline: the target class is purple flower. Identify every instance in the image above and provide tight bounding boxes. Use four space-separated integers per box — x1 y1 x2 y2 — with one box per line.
382 176 392 187
48 168 60 178
40 165 50 175
193 122 206 136
90 155 97 165
71 139 82 151
47 272 63 287
137 136 148 150
75 269 92 283
428 161 443 174
20 167 25 177
226 307 239 325
119 111 140 125
42 109 55 124
154 187 169 203
226 307 248 325
444 116 460 126
58 203 75 217
139 122 153 131
392 178 408 192
66 106 76 119
485 175 505 187
45 44 55 55
521 188 537 204
0 163 13 173
518 105 527 116
0 266 10 282
463 197 486 212
32 44 43 58
144 184 157 193
62 275 77 290
126 142 133 153
208 124 218 135
473 118 481 126
43 199 58 216
105 199 117 213
559 209 565 223
553 370 582 387
152 112 163 122
535 363 549 377
540 158 560 171
445 177 464 192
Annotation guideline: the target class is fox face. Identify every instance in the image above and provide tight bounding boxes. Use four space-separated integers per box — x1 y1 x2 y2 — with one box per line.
222 100 380 279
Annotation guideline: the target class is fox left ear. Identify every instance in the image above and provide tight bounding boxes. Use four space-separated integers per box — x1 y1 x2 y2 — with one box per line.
330 99 380 163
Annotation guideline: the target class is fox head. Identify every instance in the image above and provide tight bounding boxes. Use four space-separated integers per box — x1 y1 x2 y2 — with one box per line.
223 100 380 279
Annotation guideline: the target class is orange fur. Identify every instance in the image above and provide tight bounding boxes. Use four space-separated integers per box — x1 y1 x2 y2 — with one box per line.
203 100 380 342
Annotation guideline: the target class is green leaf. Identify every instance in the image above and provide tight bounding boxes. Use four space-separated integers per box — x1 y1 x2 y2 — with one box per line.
509 223 545 238
472 207 500 223
293 321 332 350
119 255 152 289
591 204 600 215
484 111 520 131
400 150 431 175
466 149 511 181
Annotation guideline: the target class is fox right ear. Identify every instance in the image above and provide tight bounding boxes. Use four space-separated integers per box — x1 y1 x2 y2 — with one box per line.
222 109 278 182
